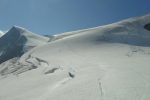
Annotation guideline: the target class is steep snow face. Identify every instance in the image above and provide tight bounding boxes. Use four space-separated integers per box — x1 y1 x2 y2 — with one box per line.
1 14 150 100
0 26 49 63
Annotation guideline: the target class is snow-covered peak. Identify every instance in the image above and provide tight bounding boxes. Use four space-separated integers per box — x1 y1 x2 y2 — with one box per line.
11 25 28 33
7 26 39 37
5 26 49 44
0 26 49 63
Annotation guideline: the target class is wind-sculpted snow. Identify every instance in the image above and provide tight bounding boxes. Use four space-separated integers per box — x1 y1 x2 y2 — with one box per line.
0 14 150 100
0 54 51 75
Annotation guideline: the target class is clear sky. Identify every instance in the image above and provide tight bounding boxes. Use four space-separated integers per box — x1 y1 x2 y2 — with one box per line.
0 0 150 35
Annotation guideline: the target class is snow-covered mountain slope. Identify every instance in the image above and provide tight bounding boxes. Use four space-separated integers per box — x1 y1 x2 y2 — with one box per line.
0 26 49 64
0 14 150 100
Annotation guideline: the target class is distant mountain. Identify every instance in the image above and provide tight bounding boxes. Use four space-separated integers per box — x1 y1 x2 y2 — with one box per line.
0 26 49 63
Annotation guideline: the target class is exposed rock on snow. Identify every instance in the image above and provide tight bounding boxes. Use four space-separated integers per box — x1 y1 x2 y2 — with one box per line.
144 23 150 31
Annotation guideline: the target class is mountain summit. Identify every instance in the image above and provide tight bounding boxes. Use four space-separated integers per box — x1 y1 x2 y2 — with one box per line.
0 26 49 63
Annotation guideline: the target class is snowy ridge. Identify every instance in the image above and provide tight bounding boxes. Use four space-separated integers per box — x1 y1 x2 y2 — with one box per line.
50 14 150 46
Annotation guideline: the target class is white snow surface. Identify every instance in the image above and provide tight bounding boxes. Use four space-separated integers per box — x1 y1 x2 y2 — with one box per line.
0 30 4 37
0 14 150 100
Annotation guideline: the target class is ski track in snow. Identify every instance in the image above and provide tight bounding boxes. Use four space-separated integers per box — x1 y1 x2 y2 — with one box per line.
37 77 71 100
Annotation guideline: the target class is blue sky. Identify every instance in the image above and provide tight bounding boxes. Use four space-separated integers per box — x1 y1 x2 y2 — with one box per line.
0 0 150 35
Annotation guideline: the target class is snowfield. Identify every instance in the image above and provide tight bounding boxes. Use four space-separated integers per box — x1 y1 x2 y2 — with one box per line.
0 14 150 100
